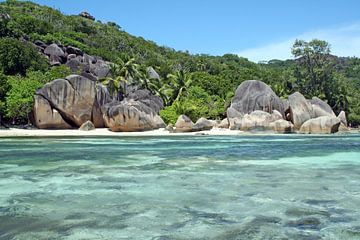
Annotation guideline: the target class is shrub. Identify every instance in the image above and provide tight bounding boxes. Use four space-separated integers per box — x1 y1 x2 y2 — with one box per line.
4 66 71 123
6 75 43 123
0 38 48 75
160 105 178 125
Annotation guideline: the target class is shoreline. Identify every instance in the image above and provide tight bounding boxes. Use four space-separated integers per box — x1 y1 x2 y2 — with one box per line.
0 128 358 138
0 128 244 137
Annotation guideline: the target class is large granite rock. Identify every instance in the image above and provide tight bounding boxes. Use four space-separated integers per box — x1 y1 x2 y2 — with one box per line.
288 92 313 129
34 74 166 131
310 97 335 118
227 80 285 119
44 43 65 58
269 119 294 133
66 54 110 80
36 75 97 127
92 84 113 128
33 95 72 129
239 110 283 131
175 115 194 132
102 100 165 132
299 116 341 134
126 89 164 114
192 117 215 131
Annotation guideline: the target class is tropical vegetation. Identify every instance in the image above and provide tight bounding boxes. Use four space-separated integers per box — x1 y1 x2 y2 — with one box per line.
0 0 359 126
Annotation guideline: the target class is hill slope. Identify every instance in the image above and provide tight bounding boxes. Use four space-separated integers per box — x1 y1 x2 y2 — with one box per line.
0 0 360 126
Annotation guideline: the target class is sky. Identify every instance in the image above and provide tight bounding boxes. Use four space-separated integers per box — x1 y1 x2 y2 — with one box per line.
21 0 360 62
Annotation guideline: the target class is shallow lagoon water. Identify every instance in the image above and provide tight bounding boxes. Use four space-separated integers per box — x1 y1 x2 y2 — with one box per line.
1 134 360 239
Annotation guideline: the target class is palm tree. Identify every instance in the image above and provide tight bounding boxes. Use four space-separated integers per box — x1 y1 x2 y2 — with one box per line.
100 63 126 100
100 56 141 98
167 69 192 103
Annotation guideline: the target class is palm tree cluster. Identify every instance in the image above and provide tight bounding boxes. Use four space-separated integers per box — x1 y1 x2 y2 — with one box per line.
100 56 193 106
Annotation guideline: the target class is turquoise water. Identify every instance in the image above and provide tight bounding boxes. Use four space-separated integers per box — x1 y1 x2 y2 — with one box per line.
1 134 360 239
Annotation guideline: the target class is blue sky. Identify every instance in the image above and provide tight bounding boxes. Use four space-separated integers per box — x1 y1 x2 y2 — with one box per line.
23 1 360 61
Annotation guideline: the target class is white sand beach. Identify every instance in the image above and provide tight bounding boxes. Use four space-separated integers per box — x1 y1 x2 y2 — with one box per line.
0 128 246 137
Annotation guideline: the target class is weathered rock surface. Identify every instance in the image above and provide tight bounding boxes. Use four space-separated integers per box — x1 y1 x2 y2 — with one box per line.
36 75 97 127
79 12 95 21
102 100 165 132
269 119 294 133
229 117 242 130
44 43 65 58
239 110 283 131
227 80 285 118
34 74 165 131
165 124 174 132
338 111 347 127
33 95 72 129
217 118 229 129
147 66 160 80
310 97 335 118
175 115 194 132
288 92 313 129
127 89 164 114
299 116 341 134
31 40 110 81
192 117 215 131
79 121 95 131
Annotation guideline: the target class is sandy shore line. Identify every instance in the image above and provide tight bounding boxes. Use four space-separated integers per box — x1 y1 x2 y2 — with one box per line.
0 128 358 138
0 128 247 137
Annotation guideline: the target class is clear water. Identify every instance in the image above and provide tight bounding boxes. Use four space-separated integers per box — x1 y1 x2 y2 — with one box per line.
1 134 360 239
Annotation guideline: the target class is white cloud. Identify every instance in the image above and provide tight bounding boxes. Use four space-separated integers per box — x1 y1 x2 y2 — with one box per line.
237 23 360 62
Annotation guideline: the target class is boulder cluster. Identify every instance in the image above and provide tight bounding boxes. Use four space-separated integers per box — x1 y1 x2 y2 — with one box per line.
33 41 110 81
33 74 165 131
173 80 348 134
33 72 347 134
225 80 346 134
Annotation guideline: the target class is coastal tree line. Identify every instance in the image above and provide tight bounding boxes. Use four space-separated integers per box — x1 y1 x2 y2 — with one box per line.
0 0 359 126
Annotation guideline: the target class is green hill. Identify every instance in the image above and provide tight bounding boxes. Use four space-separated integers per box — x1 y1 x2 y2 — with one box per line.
0 0 360 126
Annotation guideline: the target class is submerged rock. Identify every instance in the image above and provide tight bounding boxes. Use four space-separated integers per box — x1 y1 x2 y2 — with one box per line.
286 217 322 230
299 116 341 134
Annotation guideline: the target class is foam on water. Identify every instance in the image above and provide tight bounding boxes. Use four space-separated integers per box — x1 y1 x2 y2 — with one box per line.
0 134 360 239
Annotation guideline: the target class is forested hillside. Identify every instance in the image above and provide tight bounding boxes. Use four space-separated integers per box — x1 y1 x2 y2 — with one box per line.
0 0 359 126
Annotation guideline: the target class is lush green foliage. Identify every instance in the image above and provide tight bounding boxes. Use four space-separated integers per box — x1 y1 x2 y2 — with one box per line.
0 1 360 126
159 105 178 125
0 37 48 75
4 66 71 123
